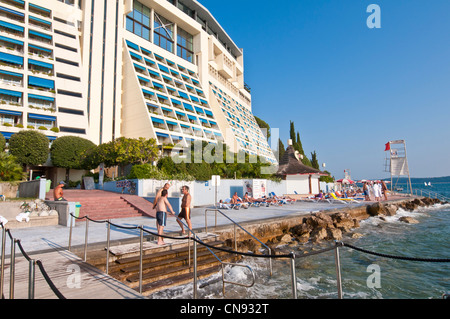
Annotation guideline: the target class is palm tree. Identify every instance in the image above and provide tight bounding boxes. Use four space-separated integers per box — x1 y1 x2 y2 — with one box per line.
0 152 24 181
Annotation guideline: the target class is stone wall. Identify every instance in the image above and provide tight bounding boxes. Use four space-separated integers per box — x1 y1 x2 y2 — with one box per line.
212 197 444 253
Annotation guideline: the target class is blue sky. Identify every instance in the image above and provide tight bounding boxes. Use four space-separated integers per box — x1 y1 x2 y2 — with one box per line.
198 0 450 179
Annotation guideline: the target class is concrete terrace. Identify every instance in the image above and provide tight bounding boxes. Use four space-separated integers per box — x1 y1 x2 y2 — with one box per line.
0 191 410 299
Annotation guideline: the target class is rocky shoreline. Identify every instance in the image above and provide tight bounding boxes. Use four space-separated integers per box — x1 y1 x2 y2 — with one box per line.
225 197 445 254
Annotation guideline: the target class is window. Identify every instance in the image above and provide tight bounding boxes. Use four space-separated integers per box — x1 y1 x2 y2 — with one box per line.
154 13 173 53
126 1 151 41
177 27 193 63
177 1 195 19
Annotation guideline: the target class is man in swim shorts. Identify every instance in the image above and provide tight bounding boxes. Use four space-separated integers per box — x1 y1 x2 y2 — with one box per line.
176 185 192 235
155 189 175 245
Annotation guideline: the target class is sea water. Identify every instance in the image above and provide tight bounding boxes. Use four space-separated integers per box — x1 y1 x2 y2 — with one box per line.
150 181 450 299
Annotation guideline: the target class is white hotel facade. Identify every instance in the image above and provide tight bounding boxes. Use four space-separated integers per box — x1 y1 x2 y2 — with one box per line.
0 0 277 170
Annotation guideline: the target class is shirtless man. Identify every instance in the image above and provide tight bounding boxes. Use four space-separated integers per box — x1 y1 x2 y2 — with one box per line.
177 185 192 235
53 181 66 201
155 189 175 245
153 183 171 210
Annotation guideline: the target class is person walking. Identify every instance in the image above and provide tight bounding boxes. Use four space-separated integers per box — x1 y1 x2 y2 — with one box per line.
363 182 370 201
373 181 380 201
177 185 192 235
381 180 388 201
155 189 175 245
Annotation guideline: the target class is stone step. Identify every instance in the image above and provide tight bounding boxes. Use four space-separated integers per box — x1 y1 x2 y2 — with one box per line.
140 266 222 296
116 241 227 275
125 253 238 288
115 240 224 267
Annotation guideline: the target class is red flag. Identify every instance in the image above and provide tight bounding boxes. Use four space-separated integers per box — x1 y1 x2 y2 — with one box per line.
384 142 390 151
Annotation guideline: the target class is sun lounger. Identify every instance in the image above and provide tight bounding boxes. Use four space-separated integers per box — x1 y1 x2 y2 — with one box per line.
330 193 360 203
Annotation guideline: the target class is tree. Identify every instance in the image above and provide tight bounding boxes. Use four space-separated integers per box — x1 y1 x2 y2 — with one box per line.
109 137 159 167
289 121 296 143
0 134 5 152
9 130 49 166
310 151 319 169
0 152 24 181
277 138 285 161
254 116 271 140
50 136 97 181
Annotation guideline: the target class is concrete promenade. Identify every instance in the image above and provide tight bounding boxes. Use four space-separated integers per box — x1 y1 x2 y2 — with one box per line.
0 195 409 299
2 200 365 254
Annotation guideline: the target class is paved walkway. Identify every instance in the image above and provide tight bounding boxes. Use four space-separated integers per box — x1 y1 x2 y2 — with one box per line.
2 200 359 254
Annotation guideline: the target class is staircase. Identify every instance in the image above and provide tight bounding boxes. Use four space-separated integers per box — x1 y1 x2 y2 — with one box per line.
46 189 153 221
89 233 240 296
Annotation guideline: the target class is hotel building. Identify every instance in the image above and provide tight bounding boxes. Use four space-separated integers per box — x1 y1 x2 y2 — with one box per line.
0 0 277 170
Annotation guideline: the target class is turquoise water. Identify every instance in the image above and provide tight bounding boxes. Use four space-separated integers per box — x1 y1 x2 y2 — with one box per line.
151 181 450 299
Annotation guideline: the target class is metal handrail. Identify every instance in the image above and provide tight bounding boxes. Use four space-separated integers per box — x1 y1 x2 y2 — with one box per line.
68 213 256 298
205 208 273 276
172 216 256 298
414 189 450 202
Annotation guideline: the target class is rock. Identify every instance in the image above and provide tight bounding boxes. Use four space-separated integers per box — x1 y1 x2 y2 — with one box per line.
326 228 342 241
297 233 310 244
399 216 419 224
278 234 292 244
310 227 327 243
39 210 49 217
331 212 355 229
368 202 399 216
306 213 334 229
350 232 364 239
290 223 312 237
48 210 58 216
367 202 385 216
400 201 418 212
384 204 398 216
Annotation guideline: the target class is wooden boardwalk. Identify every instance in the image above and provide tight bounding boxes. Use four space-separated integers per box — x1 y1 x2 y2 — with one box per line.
1 248 145 299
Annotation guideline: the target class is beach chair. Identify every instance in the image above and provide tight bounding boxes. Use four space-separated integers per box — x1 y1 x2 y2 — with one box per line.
330 192 359 204
294 191 321 203
269 192 295 204
221 198 241 210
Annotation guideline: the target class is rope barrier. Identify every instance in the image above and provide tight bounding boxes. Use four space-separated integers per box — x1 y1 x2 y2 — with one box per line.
341 242 450 263
2 212 449 300
70 214 450 262
35 260 66 299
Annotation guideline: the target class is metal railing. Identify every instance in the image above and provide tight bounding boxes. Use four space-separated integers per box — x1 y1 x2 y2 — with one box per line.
205 208 273 276
2 200 449 299
68 213 257 297
413 189 450 202
1 223 66 299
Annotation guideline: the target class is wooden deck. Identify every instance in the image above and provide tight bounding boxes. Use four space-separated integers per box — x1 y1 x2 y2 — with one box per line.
1 248 145 299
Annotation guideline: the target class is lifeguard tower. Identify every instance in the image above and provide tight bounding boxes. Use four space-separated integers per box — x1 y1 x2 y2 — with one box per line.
384 140 412 195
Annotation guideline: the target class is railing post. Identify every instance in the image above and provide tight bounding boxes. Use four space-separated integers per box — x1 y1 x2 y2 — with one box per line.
68 213 73 251
28 259 36 299
84 217 89 262
234 224 237 252
139 225 143 294
188 231 191 268
9 238 17 299
0 226 6 298
334 242 343 299
193 238 198 299
106 220 111 275
290 252 297 299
